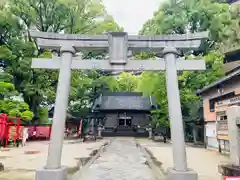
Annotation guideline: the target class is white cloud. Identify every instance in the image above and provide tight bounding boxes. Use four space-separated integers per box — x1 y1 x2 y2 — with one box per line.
102 0 162 35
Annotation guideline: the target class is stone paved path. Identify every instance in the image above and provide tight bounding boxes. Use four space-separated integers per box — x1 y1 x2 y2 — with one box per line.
80 137 156 180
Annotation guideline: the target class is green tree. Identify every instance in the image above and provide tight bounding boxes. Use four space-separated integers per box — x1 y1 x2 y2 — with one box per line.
0 0 122 119
138 0 231 127
37 107 49 123
137 52 224 128
219 5 240 52
137 71 168 126
0 100 34 120
116 72 139 92
140 0 238 52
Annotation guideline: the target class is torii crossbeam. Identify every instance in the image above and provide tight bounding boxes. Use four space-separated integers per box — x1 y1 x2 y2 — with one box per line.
31 57 205 71
30 31 208 180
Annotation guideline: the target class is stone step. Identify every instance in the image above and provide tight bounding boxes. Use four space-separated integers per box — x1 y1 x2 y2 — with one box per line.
102 131 148 137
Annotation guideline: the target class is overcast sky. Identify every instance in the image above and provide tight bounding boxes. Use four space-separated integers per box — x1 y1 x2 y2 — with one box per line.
102 0 163 35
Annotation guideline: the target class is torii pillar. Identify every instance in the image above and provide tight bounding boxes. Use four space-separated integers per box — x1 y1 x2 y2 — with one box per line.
35 45 75 180
163 47 197 180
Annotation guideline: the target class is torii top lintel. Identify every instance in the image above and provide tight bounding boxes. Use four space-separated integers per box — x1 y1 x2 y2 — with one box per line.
30 30 208 52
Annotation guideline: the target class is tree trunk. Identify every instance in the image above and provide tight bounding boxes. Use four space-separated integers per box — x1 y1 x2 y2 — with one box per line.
192 126 197 145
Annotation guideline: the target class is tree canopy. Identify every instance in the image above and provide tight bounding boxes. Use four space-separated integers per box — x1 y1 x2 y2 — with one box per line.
138 0 240 127
0 0 239 128
0 0 122 121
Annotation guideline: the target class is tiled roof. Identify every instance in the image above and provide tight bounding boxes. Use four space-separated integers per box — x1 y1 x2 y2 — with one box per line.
93 92 156 111
197 68 240 95
228 0 240 4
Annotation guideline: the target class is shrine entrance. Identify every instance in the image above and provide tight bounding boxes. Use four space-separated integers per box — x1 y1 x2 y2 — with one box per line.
30 30 208 180
118 112 132 128
118 116 132 127
116 115 134 136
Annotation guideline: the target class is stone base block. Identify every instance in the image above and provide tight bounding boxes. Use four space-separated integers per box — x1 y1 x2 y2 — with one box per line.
167 168 198 180
35 166 67 180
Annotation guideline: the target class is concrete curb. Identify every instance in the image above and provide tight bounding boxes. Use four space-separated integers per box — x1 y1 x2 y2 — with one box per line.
71 138 114 180
136 141 166 180
168 140 205 148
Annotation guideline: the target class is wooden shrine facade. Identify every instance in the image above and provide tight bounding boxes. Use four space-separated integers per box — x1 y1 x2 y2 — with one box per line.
92 92 156 136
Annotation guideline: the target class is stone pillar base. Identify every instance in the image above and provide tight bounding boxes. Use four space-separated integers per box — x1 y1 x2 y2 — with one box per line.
167 168 198 180
35 166 67 180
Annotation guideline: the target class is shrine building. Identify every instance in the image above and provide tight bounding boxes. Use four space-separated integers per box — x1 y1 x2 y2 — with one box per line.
92 92 157 137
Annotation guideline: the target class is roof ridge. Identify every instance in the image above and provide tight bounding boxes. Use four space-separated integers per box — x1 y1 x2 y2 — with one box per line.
197 68 240 95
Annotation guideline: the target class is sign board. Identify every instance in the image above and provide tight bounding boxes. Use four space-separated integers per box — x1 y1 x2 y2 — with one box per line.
230 97 240 103
223 177 240 180
215 96 240 108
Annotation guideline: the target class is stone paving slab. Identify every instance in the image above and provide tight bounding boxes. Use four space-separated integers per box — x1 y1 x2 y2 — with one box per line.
80 137 156 180
0 139 108 180
137 139 230 180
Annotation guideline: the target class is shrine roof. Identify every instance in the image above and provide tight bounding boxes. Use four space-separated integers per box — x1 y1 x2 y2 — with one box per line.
197 68 240 95
228 0 240 4
197 48 240 95
224 47 240 63
92 92 157 111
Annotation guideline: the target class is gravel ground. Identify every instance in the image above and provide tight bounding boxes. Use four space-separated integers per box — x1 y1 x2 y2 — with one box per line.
137 139 230 180
0 139 109 180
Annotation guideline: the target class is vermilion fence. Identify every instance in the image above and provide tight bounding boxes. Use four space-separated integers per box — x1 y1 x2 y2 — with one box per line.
0 114 53 146
0 114 22 146
0 114 7 139
27 126 52 139
1 114 82 146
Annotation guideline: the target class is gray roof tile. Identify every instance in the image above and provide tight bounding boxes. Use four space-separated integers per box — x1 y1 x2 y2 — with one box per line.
93 93 156 111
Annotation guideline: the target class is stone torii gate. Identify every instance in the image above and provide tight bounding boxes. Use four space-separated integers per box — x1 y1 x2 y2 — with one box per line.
30 31 208 180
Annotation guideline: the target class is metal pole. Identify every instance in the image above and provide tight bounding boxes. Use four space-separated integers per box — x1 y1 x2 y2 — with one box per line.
45 45 75 169
163 47 188 171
